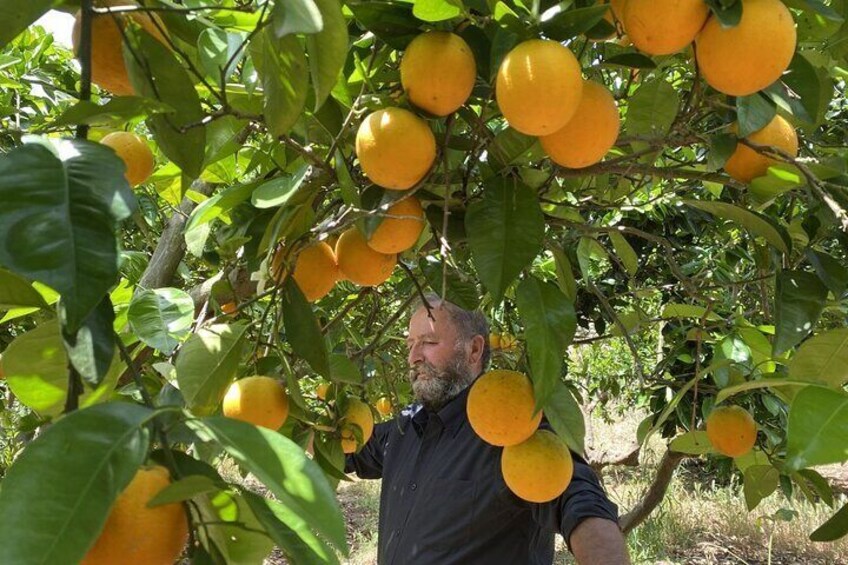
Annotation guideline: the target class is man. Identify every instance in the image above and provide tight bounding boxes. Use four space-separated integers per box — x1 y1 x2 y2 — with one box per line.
345 295 630 564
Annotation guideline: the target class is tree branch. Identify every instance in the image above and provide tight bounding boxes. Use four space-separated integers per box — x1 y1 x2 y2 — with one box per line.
620 449 687 534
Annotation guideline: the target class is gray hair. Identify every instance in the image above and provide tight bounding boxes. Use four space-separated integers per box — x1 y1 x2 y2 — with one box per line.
413 293 491 371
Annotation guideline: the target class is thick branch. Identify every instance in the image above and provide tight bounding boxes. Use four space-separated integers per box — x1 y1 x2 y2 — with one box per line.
620 449 687 534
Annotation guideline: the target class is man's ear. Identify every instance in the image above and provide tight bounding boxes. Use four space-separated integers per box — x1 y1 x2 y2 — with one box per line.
468 334 485 365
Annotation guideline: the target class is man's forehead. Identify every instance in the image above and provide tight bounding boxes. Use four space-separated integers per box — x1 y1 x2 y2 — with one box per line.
408 304 452 333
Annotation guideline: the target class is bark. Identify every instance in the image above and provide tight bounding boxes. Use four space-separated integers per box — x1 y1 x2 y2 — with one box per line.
589 444 641 473
620 449 687 535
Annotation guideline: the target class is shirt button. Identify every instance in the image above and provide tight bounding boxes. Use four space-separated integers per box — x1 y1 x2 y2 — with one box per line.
410 482 417 491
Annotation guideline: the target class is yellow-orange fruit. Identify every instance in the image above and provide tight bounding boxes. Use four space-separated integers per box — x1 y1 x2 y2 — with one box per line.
222 376 289 430
624 0 709 55
72 1 169 96
496 40 584 136
696 0 797 96
724 114 798 183
467 370 542 446
367 197 426 254
540 81 620 169
220 302 237 316
355 108 436 190
272 242 338 302
499 333 517 350
488 333 501 351
100 132 154 187
706 405 758 457
341 398 375 453
501 430 574 503
82 465 188 565
316 382 330 400
610 0 627 21
375 396 392 417
335 228 397 287
401 31 477 116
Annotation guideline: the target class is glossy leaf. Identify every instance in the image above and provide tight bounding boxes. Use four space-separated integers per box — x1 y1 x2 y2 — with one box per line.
609 232 638 277
788 329 848 387
0 268 49 310
541 4 608 41
273 0 323 38
195 490 275 565
52 97 174 127
670 431 713 455
0 0 58 48
282 278 330 377
736 93 776 137
811 501 848 542
127 287 195 354
61 294 116 387
626 78 680 139
306 0 348 110
743 465 780 511
544 381 585 455
148 475 220 506
785 386 848 471
773 270 827 356
684 200 789 254
806 249 848 296
250 28 309 137
420 256 481 311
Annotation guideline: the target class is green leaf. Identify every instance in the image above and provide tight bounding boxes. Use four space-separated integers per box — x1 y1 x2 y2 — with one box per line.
249 28 309 137
0 403 151 564
670 431 714 455
61 295 116 387
0 141 134 333
810 502 848 542
347 1 420 50
609 232 638 277
707 133 738 171
551 246 577 302
544 381 585 455
282 278 330 377
194 490 274 565
126 28 206 179
187 416 348 554
198 28 246 80
243 491 340 565
466 176 545 303
773 270 827 356
329 353 362 384
743 465 780 511
785 386 848 471
516 276 576 408
626 78 680 139
412 0 463 22
0 0 59 49
788 329 848 388
420 257 481 311
805 249 848 296
51 97 175 127
736 93 776 138
176 323 249 416
683 200 789 254
0 268 49 310
251 165 310 208
660 303 722 321
306 0 348 110
715 378 810 404
797 468 834 508
602 53 657 69
640 374 699 447
128 288 196 355
783 51 831 127
705 0 742 27
148 475 220 506
186 181 258 236
488 127 538 172
541 4 608 41
273 0 323 37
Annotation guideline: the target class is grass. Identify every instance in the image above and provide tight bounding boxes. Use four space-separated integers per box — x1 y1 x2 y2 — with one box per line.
338 462 848 565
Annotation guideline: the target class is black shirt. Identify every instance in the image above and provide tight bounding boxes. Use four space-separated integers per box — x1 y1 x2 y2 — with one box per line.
344 385 620 564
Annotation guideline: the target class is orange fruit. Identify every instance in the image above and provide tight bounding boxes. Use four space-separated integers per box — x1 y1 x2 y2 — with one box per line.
540 80 620 169
706 405 758 457
610 0 627 21
335 228 397 287
82 465 188 565
72 1 169 96
341 398 375 453
501 429 574 503
222 376 289 430
100 131 155 187
624 0 709 56
316 382 331 401
467 370 542 446
696 0 797 96
401 31 477 116
271 241 338 302
220 302 238 316
723 114 798 183
367 196 426 254
496 39 584 136
488 333 501 351
355 108 436 190
375 396 393 417
498 333 517 350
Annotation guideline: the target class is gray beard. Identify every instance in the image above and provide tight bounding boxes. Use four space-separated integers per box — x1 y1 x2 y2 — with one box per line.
408 351 474 412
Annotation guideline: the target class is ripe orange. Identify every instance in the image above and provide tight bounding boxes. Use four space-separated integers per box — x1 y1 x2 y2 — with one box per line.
488 333 501 351
723 114 798 183
341 398 375 453
623 0 709 56
496 39 584 136
610 0 627 21
222 376 289 430
316 382 331 401
367 196 426 254
501 429 574 503
467 370 542 446
540 80 620 169
220 302 238 316
401 31 477 116
271 241 338 302
335 228 397 287
696 0 797 96
72 1 169 96
82 465 188 565
706 405 758 457
100 131 155 187
355 108 436 190
375 396 392 417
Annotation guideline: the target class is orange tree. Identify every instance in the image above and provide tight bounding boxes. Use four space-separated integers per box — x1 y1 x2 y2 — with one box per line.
1 0 848 562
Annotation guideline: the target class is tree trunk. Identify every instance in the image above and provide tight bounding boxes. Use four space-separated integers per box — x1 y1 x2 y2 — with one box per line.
620 449 687 534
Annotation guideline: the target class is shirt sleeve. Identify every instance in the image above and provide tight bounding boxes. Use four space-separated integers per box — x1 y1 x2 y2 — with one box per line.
344 420 392 479
529 455 620 550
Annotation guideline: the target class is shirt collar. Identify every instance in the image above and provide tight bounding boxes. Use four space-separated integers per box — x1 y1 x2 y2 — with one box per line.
404 384 473 437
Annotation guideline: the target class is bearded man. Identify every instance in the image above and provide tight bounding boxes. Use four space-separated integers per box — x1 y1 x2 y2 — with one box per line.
345 295 629 564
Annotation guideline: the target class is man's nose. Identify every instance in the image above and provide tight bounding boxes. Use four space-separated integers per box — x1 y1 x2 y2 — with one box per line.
408 342 424 366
